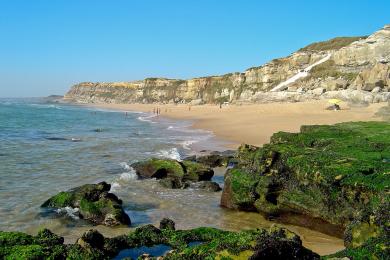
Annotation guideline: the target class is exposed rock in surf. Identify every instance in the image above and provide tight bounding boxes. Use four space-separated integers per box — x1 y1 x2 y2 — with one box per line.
184 150 235 168
45 137 68 141
41 182 130 226
131 158 218 190
189 181 222 192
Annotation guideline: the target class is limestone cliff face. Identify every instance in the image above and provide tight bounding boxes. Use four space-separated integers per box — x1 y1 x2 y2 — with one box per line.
65 25 390 104
333 25 390 68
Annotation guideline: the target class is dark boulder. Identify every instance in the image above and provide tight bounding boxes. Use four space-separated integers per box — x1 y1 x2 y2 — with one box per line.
131 158 214 189
77 229 105 250
160 218 175 231
41 182 131 226
131 158 185 180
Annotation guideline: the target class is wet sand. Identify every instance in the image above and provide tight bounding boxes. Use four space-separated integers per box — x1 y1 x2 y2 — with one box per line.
91 100 386 148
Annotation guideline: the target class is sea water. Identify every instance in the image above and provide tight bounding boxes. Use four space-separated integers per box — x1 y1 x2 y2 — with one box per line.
0 98 344 255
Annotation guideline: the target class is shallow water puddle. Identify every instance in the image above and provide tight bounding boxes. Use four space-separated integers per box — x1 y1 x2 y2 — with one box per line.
113 244 172 259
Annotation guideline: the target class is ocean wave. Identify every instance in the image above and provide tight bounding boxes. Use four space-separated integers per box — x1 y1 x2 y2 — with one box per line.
110 164 138 192
157 147 182 161
137 114 157 123
28 103 59 109
119 162 131 170
181 140 197 150
110 182 121 192
119 170 137 181
84 107 143 114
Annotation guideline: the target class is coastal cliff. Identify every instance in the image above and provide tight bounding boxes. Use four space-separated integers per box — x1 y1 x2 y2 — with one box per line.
65 25 390 104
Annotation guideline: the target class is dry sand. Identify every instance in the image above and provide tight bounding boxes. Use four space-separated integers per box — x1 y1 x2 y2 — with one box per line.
91 100 386 148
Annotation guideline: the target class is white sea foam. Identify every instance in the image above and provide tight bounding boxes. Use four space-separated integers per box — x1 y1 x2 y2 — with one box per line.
157 147 182 161
137 114 157 123
110 182 121 192
119 162 131 170
181 140 197 150
110 164 138 192
56 206 80 219
119 170 137 181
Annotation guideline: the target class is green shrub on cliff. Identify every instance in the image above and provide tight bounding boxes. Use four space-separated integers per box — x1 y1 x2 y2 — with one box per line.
299 36 366 52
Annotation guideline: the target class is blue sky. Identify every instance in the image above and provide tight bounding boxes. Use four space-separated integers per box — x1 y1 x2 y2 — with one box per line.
0 0 389 97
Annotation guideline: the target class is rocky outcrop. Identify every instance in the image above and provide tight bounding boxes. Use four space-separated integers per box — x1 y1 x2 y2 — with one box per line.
353 62 390 91
333 25 390 68
41 182 131 226
131 158 221 191
65 25 390 104
221 121 390 245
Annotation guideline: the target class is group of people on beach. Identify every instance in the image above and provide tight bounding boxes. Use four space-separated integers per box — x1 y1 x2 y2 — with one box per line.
153 107 161 115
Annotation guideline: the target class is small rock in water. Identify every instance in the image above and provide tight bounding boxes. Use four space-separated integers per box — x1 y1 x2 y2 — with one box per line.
160 218 175 231
41 181 131 226
45 137 68 141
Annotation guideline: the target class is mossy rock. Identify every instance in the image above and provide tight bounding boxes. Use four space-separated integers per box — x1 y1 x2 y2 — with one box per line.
221 169 258 210
0 230 67 260
132 158 185 179
221 121 390 247
41 182 130 226
0 222 321 259
324 236 390 260
182 160 214 181
131 158 215 190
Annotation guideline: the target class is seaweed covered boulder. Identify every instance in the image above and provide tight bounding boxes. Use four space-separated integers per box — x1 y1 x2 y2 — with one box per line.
131 158 220 190
324 235 390 259
114 222 318 259
221 121 390 243
0 229 68 259
41 182 131 226
0 222 320 259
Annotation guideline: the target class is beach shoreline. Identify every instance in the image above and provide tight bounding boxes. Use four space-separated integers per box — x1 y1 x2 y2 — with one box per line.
81 100 386 149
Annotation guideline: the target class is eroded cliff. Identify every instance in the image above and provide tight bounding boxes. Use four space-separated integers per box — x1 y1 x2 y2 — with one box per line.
65 25 390 104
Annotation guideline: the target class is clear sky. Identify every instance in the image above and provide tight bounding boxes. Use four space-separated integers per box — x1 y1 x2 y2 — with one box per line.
0 0 389 97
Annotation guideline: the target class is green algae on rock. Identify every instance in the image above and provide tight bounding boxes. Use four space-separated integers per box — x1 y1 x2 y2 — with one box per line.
41 182 131 226
221 122 390 247
131 158 220 190
0 219 320 259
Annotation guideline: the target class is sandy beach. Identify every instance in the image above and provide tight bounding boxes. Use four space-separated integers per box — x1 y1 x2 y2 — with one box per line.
91 100 386 148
